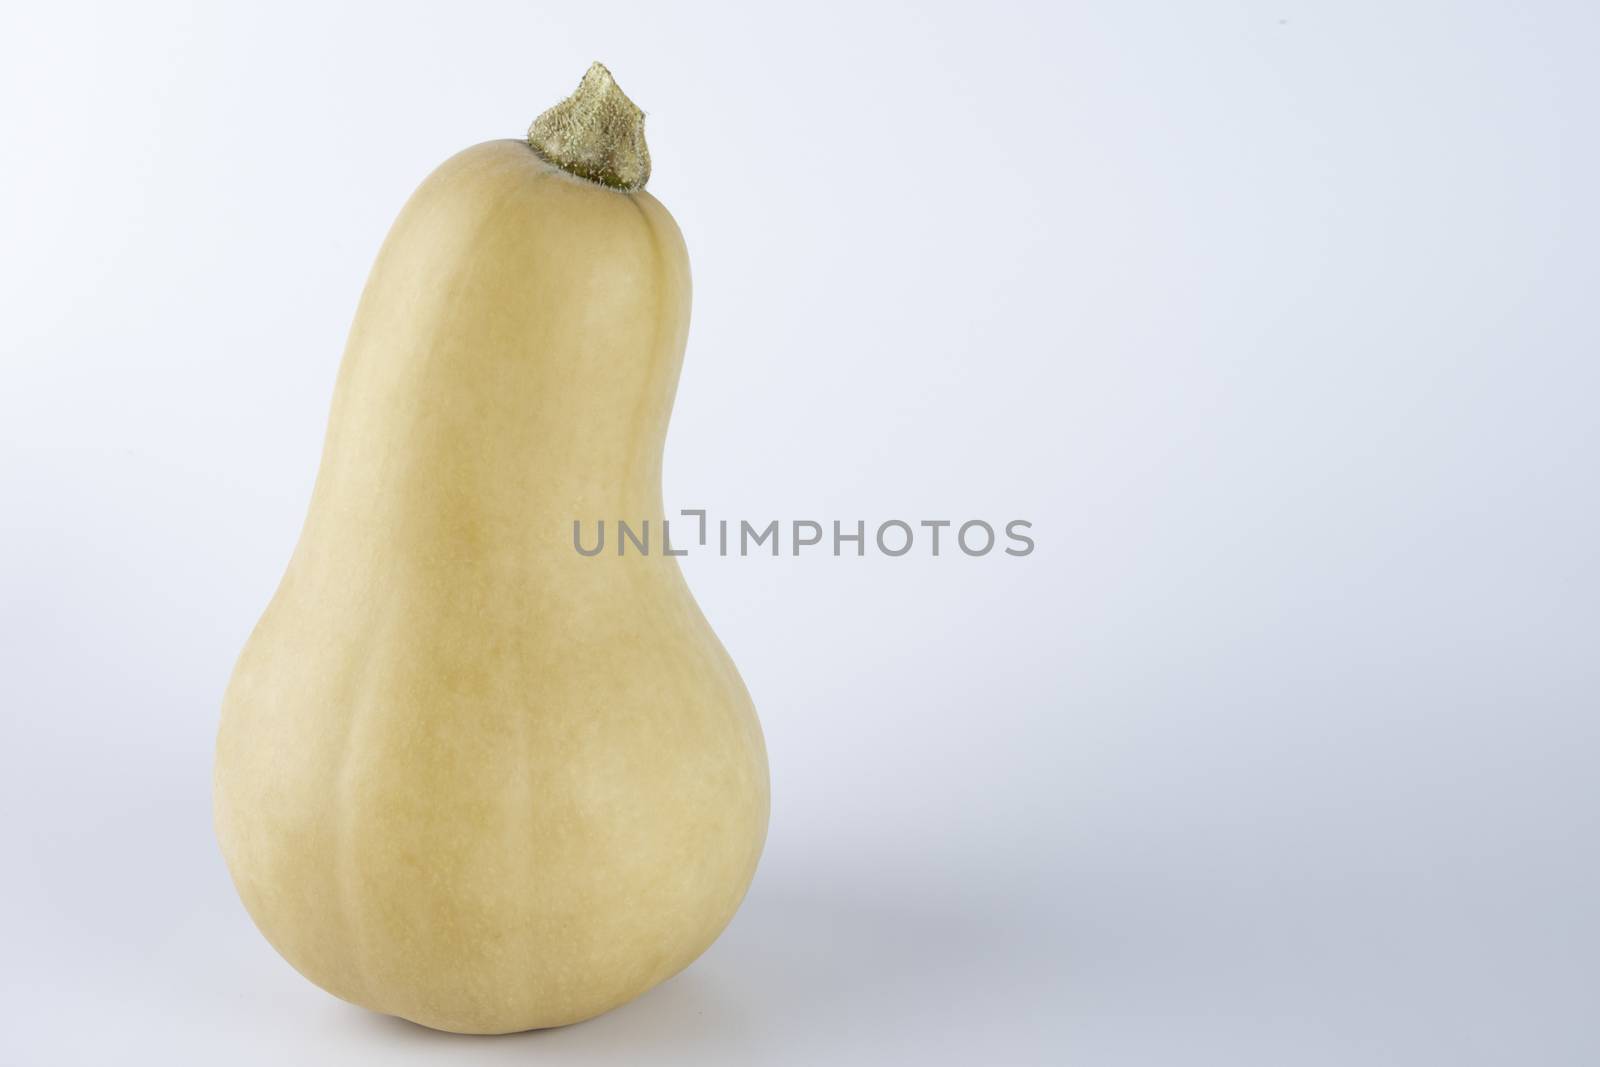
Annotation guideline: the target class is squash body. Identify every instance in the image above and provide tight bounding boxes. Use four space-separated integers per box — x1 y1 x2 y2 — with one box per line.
213 140 769 1034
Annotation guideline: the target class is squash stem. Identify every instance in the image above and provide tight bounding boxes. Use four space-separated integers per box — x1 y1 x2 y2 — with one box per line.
527 63 652 192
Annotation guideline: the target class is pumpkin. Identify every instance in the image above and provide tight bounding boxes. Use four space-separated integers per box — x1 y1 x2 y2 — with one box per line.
213 63 769 1034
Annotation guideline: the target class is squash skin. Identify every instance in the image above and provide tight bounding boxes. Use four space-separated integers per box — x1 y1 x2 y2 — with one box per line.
213 140 769 1034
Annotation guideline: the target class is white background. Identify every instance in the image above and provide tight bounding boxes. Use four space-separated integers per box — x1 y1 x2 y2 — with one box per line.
3 2 1597 1063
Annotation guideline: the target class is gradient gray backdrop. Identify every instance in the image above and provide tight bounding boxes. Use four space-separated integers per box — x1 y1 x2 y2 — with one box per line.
2 1 1596 1063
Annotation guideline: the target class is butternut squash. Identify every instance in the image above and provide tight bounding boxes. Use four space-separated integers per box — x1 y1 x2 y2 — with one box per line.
213 64 769 1034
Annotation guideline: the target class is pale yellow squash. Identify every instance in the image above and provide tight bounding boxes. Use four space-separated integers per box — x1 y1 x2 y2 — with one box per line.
213 65 769 1034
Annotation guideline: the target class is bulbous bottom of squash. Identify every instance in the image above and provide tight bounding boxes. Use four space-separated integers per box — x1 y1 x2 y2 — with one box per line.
214 635 770 1035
